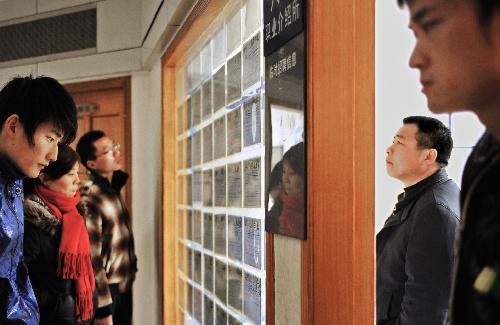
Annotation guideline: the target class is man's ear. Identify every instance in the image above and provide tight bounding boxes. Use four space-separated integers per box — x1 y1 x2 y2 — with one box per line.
425 148 438 164
86 160 97 171
3 114 20 138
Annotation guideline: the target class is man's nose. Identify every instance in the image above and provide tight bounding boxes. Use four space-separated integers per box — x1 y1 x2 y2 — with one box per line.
48 144 58 162
409 41 429 70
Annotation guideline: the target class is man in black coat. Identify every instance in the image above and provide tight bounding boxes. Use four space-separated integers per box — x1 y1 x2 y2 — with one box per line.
377 116 460 325
396 0 500 323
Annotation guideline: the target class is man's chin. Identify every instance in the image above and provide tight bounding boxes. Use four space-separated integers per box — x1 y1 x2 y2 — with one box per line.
427 99 464 115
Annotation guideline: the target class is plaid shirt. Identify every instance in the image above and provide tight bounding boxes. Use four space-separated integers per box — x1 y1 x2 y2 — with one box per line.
78 170 137 316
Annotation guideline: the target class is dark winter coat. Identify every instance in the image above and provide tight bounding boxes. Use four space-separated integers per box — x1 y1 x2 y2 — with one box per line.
23 193 95 324
450 133 500 325
377 169 460 325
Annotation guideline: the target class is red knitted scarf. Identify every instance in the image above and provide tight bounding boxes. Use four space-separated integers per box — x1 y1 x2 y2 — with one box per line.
34 185 95 321
279 190 305 238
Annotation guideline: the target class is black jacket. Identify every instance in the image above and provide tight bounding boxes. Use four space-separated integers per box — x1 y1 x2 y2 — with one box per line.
377 169 460 325
23 193 95 325
450 133 500 325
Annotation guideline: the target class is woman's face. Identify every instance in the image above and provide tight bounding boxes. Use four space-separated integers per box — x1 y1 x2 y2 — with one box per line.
282 160 304 196
43 162 81 197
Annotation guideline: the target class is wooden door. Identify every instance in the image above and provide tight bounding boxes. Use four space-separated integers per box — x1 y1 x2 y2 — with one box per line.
64 77 132 208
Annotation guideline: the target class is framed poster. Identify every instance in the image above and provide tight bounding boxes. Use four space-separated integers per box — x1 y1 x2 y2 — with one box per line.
178 243 188 275
192 170 202 204
214 214 226 255
202 169 213 207
193 210 202 244
186 137 192 169
216 305 228 324
213 117 226 159
192 88 201 126
204 296 214 324
213 26 225 69
204 254 214 293
265 31 307 240
215 259 227 303
227 162 242 207
187 249 193 280
177 103 184 135
244 217 261 269
229 315 243 325
203 212 213 250
227 52 242 104
226 8 241 55
214 167 226 207
187 284 193 315
243 33 261 90
193 287 202 323
202 79 212 120
193 131 201 166
194 251 202 284
227 107 242 155
228 215 243 261
244 272 261 324
243 158 261 208
186 209 193 241
228 265 243 311
203 124 213 163
243 95 262 147
213 66 226 112
186 174 192 204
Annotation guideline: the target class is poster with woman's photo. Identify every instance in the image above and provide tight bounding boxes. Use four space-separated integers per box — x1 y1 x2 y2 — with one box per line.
265 32 306 239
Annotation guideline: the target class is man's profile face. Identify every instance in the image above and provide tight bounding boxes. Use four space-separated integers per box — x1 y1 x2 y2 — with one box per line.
386 124 429 185
407 0 499 114
9 120 62 178
88 136 121 175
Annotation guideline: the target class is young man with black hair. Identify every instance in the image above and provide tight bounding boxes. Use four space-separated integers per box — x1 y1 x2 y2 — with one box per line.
377 116 460 325
397 0 500 323
0 76 77 324
76 130 137 325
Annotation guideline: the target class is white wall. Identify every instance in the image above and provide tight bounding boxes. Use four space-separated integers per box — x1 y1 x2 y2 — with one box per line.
375 0 484 233
131 62 162 325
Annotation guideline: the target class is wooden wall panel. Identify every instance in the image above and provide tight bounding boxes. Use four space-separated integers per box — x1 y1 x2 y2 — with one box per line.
305 0 375 324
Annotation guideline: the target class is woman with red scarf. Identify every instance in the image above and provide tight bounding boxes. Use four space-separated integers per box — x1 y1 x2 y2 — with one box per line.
23 146 95 324
267 142 305 239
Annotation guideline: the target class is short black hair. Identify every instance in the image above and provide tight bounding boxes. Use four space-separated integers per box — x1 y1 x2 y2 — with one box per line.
403 116 453 167
42 145 80 181
76 130 106 169
0 76 77 146
397 0 499 26
283 142 305 178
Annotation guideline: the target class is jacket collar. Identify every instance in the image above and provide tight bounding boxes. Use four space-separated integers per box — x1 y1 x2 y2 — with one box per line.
89 170 128 194
382 168 449 229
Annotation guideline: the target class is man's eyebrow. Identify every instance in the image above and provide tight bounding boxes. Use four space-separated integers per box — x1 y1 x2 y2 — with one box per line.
395 134 406 140
52 129 63 138
409 6 435 26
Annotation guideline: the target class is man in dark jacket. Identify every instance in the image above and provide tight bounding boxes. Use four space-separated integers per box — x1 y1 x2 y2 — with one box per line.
76 130 137 325
377 116 460 325
0 76 77 324
396 0 500 323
